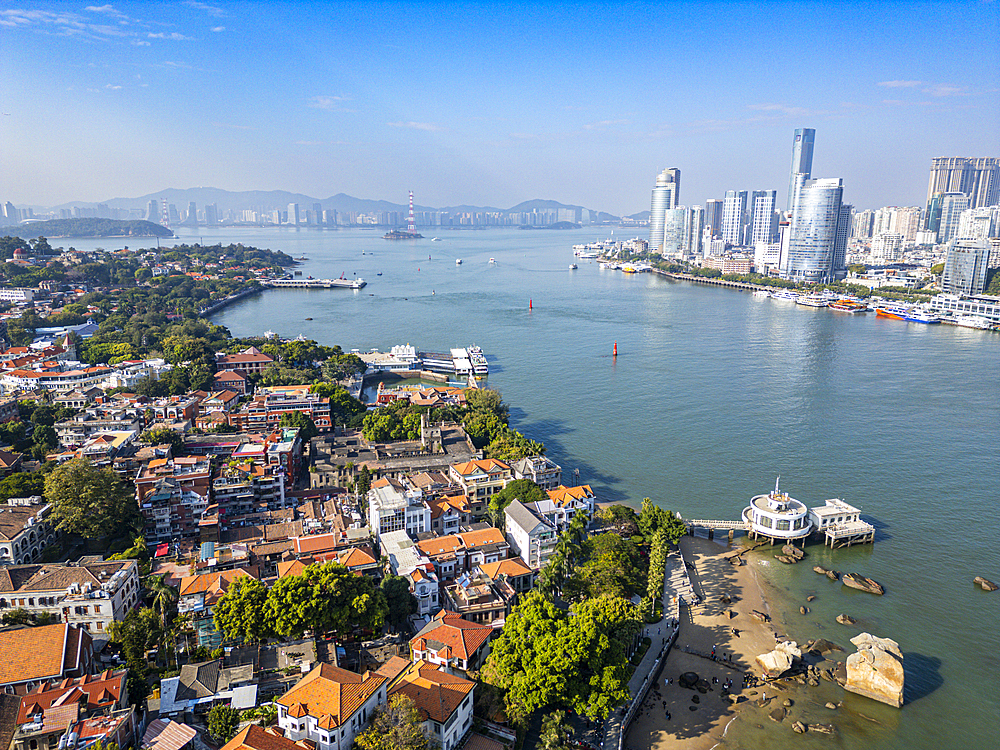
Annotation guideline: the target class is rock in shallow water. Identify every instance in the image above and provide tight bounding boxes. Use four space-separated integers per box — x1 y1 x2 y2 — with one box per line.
842 573 885 595
974 576 998 591
792 721 807 734
837 613 857 625
845 633 904 708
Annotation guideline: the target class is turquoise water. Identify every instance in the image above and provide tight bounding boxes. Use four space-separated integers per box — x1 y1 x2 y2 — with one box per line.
80 226 999 748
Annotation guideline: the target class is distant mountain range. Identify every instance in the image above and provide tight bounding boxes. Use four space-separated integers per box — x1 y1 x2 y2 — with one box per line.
43 188 622 221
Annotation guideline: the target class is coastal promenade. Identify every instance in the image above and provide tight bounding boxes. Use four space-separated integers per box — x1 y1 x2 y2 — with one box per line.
602 550 694 750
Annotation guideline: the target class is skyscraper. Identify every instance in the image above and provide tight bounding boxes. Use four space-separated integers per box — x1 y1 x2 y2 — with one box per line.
782 176 845 283
941 238 990 295
648 168 680 253
937 193 971 243
721 190 748 246
748 190 778 246
185 201 198 226
662 207 689 258
704 199 724 239
204 204 218 226
787 128 815 210
287 203 300 226
145 200 158 222
925 158 1000 227
957 206 1000 241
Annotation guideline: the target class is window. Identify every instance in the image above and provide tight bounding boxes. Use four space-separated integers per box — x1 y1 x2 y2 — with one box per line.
776 520 790 531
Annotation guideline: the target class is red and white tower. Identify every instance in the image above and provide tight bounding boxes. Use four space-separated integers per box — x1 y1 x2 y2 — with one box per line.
408 191 416 234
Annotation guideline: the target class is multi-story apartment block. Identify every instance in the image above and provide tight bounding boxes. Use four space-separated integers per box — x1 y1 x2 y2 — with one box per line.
388 662 474 750
448 459 511 517
415 529 509 582
503 499 558 571
510 456 562 491
0 559 141 636
136 457 212 543
228 387 332 434
178 568 257 648
215 347 274 376
442 570 509 625
366 478 431 541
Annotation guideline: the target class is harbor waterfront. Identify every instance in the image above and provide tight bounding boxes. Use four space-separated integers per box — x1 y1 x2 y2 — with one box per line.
76 226 997 749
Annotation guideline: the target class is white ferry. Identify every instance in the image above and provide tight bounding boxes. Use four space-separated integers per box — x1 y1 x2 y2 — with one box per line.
954 315 995 330
795 294 829 308
770 290 800 302
752 289 771 299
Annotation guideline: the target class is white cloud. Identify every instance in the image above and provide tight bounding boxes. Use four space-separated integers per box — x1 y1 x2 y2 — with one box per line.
131 39 150 45
583 119 630 130
388 121 442 132
746 103 822 117
308 95 352 111
84 5 127 19
295 140 326 146
148 31 193 40
923 83 967 97
184 1 225 17
105 83 122 89
877 80 923 88
211 26 225 32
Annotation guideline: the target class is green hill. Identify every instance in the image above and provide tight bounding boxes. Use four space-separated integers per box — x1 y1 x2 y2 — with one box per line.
6 218 174 239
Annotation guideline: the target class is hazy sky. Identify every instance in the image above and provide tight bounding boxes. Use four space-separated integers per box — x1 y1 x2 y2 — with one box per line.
3 0 998 214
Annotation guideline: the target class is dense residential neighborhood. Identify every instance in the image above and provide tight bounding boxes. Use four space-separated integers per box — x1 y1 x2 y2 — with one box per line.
0 240 683 750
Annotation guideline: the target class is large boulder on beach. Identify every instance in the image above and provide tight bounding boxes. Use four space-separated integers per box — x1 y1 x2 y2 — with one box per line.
805 638 843 655
750 609 771 623
974 576 998 591
782 544 805 560
776 555 798 564
844 633 904 708
842 573 885 595
792 721 807 734
756 641 802 678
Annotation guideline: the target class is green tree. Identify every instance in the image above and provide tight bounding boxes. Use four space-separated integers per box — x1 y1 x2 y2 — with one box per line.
1 608 31 625
0 471 46 501
278 410 318 441
263 562 387 638
145 574 178 633
207 704 241 743
598 505 640 537
381 575 416 629
482 591 640 723
355 693 428 750
638 498 669 537
355 466 372 498
107 606 160 705
540 710 571 750
488 478 546 529
213 577 272 644
930 263 944 275
139 427 183 452
45 458 141 541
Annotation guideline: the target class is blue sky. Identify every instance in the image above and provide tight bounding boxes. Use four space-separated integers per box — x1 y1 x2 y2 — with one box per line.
2 0 998 214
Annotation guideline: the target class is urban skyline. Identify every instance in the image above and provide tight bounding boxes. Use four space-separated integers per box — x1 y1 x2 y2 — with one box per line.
2 0 998 214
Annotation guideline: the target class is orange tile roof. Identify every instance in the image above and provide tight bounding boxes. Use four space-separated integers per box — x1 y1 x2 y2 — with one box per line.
478 558 532 580
450 459 510 476
547 484 595 506
389 661 474 724
276 559 310 579
292 533 340 555
415 536 462 558
457 528 505 549
221 725 314 750
179 568 255 598
275 664 386 729
336 547 377 569
0 624 69 686
410 610 492 661
17 670 127 723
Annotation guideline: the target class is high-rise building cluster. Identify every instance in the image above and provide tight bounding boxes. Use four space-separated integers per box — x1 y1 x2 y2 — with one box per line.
646 134 998 291
648 127 851 283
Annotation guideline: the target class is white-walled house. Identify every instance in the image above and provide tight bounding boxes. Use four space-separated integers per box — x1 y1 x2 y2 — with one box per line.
389 661 475 750
275 664 387 750
503 499 558 571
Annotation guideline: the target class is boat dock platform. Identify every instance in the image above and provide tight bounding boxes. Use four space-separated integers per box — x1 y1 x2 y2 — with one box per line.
266 277 366 289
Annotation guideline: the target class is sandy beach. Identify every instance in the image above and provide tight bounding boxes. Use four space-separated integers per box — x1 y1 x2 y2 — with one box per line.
625 535 786 750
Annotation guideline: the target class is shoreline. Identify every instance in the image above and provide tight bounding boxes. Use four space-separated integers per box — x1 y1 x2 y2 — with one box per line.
625 535 790 750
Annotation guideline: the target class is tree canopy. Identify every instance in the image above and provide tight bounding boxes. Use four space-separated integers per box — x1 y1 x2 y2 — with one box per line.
207 704 241 743
482 591 641 723
212 577 271 644
487 478 547 529
44 458 141 541
381 575 417 628
639 498 687 545
262 562 387 638
278 410 318 441
139 427 183 452
355 694 428 750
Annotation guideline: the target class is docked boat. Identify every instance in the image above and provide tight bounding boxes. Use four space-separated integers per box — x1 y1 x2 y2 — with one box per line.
954 315 994 330
796 294 829 308
455 259 463 265
906 307 941 324
875 305 909 320
467 345 489 375
829 299 867 313
384 229 423 239
569 263 578 270
770 290 800 302
752 289 771 298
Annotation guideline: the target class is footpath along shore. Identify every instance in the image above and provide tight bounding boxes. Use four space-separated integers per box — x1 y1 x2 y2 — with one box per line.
623 536 786 750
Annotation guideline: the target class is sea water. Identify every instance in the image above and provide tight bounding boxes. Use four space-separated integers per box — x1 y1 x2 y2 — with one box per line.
71 226 1000 748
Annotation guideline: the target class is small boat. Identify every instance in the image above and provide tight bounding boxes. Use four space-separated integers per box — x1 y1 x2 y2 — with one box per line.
376 272 382 276
828 299 867 313
489 258 497 264
456 259 463 265
770 290 800 302
432 237 441 241
752 289 770 298
304 317 313 321
569 263 578 270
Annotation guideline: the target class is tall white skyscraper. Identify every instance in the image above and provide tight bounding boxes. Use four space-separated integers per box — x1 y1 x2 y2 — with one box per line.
937 193 970 243
957 206 1000 241
287 203 300 226
748 190 778 246
688 205 704 256
721 190 748 246
941 238 990 295
662 207 689 258
782 176 845 283
648 167 680 252
787 128 816 210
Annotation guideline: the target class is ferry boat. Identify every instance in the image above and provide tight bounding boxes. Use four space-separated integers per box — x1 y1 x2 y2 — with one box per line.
770 290 800 302
906 307 941 324
488 258 497 264
467 345 489 375
876 305 940 323
828 299 867 313
752 289 771 298
795 294 829 308
875 305 909 320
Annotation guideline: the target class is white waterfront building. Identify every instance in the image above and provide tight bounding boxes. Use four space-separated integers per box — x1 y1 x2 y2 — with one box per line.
742 479 813 542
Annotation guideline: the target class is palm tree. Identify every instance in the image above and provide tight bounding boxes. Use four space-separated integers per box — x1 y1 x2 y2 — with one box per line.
146 574 179 663
540 711 568 750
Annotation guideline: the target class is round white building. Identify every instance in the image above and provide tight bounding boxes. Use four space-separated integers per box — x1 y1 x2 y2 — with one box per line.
742 479 813 542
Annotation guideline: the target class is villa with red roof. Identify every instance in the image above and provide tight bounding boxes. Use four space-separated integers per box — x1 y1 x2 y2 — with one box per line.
410 610 493 673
